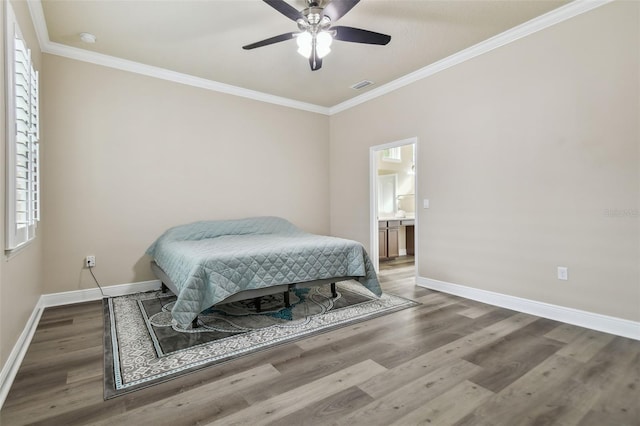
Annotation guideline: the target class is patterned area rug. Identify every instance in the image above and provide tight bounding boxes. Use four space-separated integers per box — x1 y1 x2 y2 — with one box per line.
103 280 419 398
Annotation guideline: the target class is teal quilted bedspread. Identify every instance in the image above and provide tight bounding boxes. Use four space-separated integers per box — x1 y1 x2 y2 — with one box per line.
146 217 381 327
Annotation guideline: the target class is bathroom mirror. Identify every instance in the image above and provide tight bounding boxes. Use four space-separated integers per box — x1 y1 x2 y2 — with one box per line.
377 174 397 217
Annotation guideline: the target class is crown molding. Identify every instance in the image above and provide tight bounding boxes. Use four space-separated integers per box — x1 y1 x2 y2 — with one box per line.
28 0 612 116
329 0 613 114
26 1 330 116
45 41 331 115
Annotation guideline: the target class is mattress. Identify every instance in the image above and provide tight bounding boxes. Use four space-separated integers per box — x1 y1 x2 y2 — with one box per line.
146 216 381 327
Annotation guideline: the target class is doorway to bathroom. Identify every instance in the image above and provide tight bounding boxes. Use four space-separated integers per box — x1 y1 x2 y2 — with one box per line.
369 137 417 276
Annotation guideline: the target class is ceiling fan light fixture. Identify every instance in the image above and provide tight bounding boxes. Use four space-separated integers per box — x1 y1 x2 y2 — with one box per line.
244 0 391 71
296 31 332 60
296 32 313 58
316 31 332 58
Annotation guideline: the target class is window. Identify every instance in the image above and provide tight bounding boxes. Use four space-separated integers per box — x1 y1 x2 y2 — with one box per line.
381 147 401 162
5 2 40 250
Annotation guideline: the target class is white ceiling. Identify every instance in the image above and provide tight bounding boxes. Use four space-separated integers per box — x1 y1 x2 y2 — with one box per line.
37 0 571 109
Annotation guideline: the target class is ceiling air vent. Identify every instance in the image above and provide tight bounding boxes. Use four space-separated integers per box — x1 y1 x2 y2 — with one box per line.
350 80 374 90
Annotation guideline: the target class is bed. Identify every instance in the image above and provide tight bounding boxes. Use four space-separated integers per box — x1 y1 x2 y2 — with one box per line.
146 216 382 329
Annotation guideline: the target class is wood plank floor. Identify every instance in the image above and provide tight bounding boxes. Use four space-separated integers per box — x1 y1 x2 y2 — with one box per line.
1 256 639 425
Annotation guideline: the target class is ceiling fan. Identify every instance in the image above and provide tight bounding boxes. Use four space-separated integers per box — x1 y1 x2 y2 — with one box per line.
243 0 391 71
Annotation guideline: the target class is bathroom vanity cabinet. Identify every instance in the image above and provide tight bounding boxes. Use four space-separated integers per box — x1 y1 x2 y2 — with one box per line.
379 219 414 260
379 220 400 259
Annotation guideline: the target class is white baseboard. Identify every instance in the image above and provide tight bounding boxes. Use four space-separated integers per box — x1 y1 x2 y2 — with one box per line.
0 279 162 409
417 276 640 341
0 300 44 410
40 279 162 307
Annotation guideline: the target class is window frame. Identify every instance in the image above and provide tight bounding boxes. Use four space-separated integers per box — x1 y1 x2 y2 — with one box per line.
5 2 40 252
381 147 401 163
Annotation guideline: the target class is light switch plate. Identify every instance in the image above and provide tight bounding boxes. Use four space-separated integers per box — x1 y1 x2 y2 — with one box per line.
557 266 568 280
423 199 430 209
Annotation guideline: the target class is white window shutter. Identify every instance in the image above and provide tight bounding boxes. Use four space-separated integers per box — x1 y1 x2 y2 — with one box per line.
5 3 40 250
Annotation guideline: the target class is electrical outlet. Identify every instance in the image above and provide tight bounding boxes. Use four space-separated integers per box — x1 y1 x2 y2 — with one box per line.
557 266 568 281
85 256 96 268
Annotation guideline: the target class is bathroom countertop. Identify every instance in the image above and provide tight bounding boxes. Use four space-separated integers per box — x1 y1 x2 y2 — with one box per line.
378 215 415 221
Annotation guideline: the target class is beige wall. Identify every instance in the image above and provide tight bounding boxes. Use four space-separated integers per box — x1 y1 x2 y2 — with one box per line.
1 1 44 368
330 1 639 321
41 55 330 293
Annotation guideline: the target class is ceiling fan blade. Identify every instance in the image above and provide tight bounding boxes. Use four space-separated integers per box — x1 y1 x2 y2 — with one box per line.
242 32 297 50
263 0 303 21
332 26 391 45
309 51 322 71
323 0 360 22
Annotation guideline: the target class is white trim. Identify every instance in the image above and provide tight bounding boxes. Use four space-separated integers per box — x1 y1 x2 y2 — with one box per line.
40 279 162 307
26 0 611 116
370 137 418 273
0 300 44 409
369 147 379 268
47 42 330 115
0 279 162 409
417 277 640 341
26 1 328 116
25 0 48 51
329 0 613 114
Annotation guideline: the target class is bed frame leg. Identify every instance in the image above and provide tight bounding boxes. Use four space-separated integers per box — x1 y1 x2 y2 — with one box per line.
192 317 198 329
331 282 337 298
284 290 291 308
254 297 262 313
161 283 168 293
